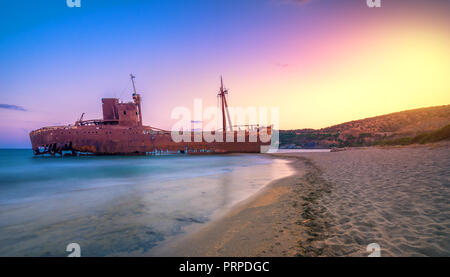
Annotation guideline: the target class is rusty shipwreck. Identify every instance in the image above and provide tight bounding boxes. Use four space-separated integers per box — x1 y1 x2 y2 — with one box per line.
29 75 273 156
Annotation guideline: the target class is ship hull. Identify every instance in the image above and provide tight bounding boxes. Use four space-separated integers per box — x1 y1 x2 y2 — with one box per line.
29 125 271 156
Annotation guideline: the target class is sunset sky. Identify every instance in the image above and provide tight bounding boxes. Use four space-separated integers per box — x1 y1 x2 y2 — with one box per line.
0 0 449 147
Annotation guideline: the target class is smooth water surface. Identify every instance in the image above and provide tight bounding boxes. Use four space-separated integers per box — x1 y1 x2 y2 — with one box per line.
0 149 292 256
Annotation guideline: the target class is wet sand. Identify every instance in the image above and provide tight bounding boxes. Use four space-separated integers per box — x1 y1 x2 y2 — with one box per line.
158 143 450 257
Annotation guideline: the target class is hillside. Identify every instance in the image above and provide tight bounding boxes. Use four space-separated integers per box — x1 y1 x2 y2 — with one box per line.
280 105 450 148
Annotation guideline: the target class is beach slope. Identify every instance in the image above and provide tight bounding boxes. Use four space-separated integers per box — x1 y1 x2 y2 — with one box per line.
158 143 450 257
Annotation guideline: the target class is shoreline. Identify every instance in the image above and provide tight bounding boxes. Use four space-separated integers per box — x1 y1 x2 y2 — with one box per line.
153 143 450 257
153 155 323 256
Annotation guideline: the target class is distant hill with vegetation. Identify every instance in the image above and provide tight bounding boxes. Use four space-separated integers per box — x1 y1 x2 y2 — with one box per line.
279 105 450 148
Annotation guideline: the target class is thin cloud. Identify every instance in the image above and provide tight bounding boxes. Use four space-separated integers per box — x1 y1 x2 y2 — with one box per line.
0 104 27 111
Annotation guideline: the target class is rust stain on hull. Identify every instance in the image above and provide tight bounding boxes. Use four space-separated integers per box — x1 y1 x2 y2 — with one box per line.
30 127 270 156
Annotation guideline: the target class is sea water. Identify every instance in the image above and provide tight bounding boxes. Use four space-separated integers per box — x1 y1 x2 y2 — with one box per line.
0 149 293 256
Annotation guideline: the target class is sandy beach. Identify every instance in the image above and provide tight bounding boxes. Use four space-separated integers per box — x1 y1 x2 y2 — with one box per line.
158 143 450 257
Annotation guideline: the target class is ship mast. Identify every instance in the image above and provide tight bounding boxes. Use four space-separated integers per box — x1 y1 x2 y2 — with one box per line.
130 74 143 126
218 76 233 132
130 74 137 94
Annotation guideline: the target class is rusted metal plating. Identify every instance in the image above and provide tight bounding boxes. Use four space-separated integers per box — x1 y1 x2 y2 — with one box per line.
29 76 272 156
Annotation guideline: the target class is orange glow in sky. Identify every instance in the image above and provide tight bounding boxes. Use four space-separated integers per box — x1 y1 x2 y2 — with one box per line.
0 0 449 147
226 15 450 130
